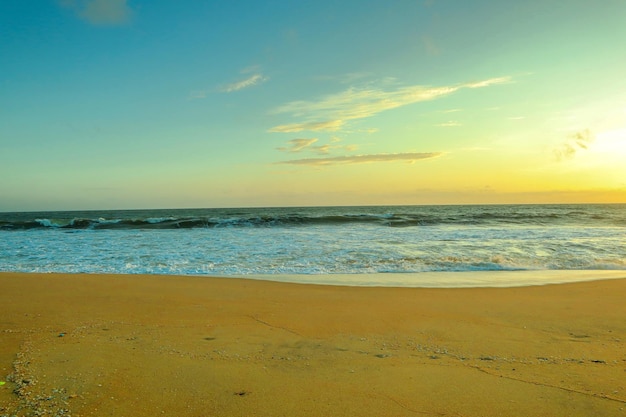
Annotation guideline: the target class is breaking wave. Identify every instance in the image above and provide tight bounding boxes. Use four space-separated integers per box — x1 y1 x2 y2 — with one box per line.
1 204 623 230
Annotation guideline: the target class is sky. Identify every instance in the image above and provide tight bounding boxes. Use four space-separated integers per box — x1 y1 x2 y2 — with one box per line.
1 0 625 211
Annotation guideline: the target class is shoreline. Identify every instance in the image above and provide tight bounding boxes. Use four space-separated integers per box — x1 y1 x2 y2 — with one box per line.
229 269 626 287
2 269 626 288
1 272 626 416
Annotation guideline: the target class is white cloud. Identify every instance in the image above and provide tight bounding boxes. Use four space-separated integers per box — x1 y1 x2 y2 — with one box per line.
269 76 512 133
276 152 443 166
189 68 267 98
221 74 268 93
464 77 512 89
60 0 131 25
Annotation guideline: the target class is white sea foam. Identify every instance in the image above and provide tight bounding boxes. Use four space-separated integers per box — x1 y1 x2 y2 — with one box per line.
1 205 624 287
233 270 626 287
35 218 58 227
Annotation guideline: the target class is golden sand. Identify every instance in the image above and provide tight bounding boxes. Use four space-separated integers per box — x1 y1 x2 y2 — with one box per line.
1 272 625 416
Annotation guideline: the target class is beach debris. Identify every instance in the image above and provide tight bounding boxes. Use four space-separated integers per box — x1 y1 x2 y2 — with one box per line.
0 380 5 386
234 390 250 396
58 332 66 337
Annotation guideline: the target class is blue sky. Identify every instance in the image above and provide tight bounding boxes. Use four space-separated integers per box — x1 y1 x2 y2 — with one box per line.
1 0 625 211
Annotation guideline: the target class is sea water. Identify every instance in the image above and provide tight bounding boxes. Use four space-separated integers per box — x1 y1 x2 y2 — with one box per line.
0 204 624 286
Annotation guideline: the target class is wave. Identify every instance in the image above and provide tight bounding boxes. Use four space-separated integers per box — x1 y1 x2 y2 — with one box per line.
1 205 624 280
1 204 623 231
0 214 396 230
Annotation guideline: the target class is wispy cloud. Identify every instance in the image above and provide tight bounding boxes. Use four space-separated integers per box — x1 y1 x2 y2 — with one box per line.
188 90 208 100
554 129 595 160
60 0 131 25
277 138 318 152
277 138 358 155
464 77 511 89
190 70 268 99
269 120 344 133
315 72 373 84
276 152 443 166
221 73 268 93
269 76 511 133
435 121 461 127
240 65 261 74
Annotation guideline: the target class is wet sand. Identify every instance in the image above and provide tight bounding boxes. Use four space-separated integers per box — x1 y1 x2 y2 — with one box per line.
1 272 625 416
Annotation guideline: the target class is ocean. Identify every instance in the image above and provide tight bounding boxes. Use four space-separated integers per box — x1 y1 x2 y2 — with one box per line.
1 204 624 287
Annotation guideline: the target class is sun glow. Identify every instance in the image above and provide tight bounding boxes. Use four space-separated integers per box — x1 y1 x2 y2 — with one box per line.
594 128 626 154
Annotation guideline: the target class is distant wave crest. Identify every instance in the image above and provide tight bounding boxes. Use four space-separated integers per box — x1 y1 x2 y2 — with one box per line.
0 206 623 231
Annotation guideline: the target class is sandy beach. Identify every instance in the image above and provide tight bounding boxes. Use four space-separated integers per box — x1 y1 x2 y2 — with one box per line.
1 272 625 416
